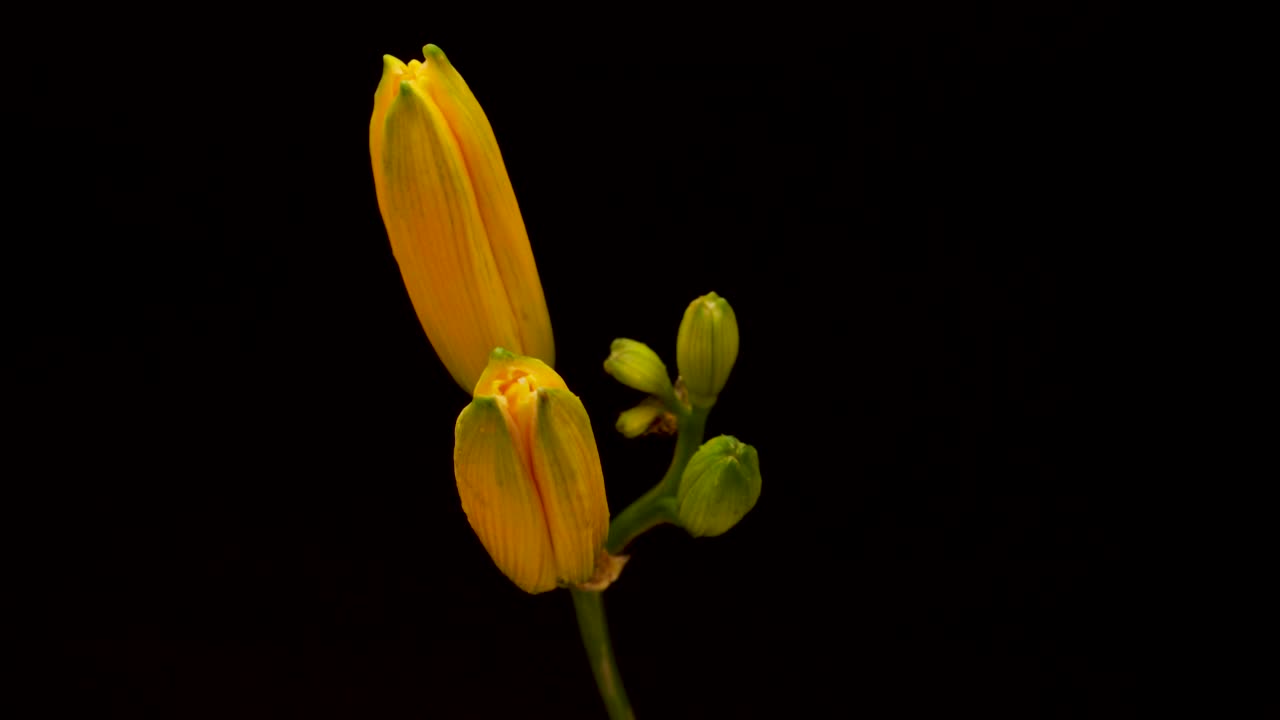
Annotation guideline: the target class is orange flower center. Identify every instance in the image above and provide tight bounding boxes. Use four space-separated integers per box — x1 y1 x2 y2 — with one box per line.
491 368 540 442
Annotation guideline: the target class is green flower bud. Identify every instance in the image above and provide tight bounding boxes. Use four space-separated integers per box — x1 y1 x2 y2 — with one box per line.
675 292 739 407
603 338 673 398
616 401 664 438
676 435 761 538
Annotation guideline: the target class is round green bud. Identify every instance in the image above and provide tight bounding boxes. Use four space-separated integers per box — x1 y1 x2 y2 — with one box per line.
676 435 761 538
675 292 739 407
603 338 673 398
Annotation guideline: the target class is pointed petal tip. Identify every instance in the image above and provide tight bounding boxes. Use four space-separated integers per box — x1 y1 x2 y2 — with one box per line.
397 77 421 97
387 78 431 117
454 395 499 436
382 54 406 74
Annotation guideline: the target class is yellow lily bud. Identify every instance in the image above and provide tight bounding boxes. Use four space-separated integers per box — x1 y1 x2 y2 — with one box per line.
453 348 610 593
615 399 664 438
371 45 554 393
676 292 739 407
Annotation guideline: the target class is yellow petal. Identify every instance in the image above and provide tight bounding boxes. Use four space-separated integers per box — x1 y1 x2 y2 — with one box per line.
380 79 521 391
419 44 554 367
454 396 556 594
531 388 610 585
370 54 408 235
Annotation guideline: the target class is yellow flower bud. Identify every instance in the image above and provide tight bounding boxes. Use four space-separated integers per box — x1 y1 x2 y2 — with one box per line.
675 292 739 407
454 349 610 593
603 338 673 398
615 399 664 438
371 45 554 394
676 435 761 538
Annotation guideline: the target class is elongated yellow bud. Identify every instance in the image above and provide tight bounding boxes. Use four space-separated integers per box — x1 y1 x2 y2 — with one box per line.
371 45 554 393
454 349 609 593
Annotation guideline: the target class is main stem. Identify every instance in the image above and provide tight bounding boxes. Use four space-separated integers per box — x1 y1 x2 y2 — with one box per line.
572 589 634 720
572 403 712 718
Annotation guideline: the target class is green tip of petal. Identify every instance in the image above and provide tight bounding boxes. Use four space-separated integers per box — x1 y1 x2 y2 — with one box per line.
471 394 501 411
489 347 518 362
423 44 448 62
454 395 506 448
534 385 565 406
389 79 427 114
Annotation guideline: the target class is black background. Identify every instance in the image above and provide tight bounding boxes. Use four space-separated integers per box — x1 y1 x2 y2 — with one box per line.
15 10 1135 718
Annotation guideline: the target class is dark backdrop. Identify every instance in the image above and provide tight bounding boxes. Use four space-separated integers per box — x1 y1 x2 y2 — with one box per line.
15 12 1134 719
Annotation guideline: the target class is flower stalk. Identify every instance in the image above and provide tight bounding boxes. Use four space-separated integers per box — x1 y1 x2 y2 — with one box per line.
571 402 711 718
571 589 635 720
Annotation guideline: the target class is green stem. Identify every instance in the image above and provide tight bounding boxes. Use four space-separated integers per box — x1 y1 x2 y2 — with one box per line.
605 405 709 553
657 404 708 496
572 589 634 720
573 402 711 718
659 386 684 417
606 491 676 555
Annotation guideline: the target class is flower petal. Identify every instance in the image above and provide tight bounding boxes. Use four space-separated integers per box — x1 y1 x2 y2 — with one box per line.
454 396 556 593
370 54 408 234
531 388 610 585
420 44 554 367
381 80 521 391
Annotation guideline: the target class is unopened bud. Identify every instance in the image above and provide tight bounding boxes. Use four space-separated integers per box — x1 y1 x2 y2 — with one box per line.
675 292 739 407
604 338 673 398
676 435 761 538
616 400 664 438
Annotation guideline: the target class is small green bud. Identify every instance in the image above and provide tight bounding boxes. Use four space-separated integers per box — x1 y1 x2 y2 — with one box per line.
675 292 739 407
603 338 673 398
676 435 761 538
616 400 664 438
